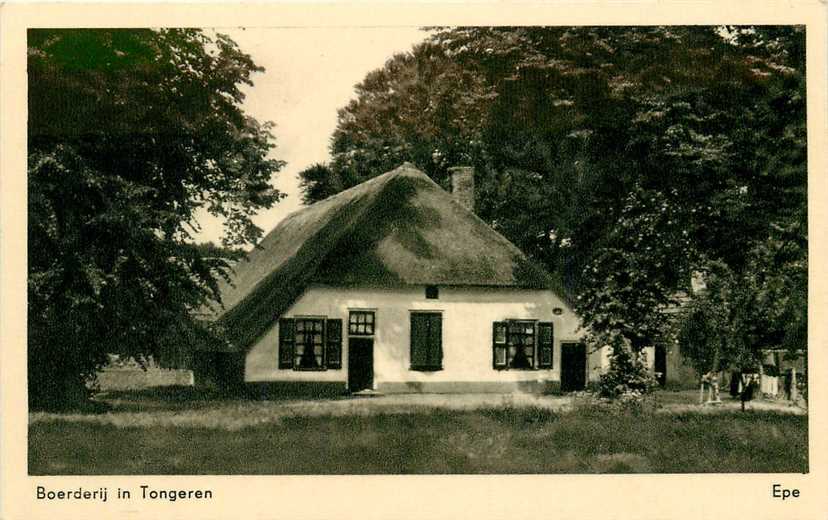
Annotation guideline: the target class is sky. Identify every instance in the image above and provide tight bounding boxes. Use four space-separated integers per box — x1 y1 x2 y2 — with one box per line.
194 27 429 246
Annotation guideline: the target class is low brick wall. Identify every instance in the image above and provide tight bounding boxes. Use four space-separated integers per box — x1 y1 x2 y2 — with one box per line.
94 367 194 391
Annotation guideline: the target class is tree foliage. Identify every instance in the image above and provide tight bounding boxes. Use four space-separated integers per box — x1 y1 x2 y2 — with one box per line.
27 29 285 409
300 26 807 391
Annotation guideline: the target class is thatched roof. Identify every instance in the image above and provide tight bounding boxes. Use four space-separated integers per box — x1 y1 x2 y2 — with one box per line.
204 163 560 351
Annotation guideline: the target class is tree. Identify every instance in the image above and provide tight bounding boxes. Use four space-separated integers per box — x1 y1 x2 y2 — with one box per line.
27 29 285 409
303 26 803 277
297 163 339 204
191 241 248 261
300 26 806 397
673 259 772 407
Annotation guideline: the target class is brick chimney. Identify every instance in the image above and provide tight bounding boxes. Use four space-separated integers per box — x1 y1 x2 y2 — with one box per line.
448 166 475 211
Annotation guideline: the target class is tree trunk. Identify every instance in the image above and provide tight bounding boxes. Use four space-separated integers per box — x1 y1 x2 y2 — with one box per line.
790 367 797 402
739 373 754 412
711 372 721 403
710 349 721 404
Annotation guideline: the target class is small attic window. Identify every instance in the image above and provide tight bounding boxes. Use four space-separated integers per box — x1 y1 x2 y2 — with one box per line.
425 285 439 299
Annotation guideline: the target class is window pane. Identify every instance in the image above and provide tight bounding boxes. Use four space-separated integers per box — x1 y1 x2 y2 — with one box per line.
349 311 375 335
314 343 324 367
510 347 531 369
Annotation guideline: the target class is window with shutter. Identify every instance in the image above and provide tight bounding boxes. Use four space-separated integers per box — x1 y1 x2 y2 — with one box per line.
538 322 554 368
493 319 538 370
410 312 442 370
278 318 295 369
326 319 342 369
279 316 343 370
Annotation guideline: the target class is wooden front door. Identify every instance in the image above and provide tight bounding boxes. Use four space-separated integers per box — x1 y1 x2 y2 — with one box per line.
561 342 587 392
348 337 373 392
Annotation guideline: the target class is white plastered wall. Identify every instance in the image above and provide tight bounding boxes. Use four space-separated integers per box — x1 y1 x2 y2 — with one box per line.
245 284 591 387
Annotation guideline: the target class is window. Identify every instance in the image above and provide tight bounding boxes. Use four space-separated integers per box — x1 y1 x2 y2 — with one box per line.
538 322 554 368
493 320 538 370
295 318 324 369
410 312 442 370
425 285 439 299
278 317 342 370
349 311 375 336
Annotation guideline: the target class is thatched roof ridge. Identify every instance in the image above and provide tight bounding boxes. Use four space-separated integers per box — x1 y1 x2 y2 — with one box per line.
205 163 561 351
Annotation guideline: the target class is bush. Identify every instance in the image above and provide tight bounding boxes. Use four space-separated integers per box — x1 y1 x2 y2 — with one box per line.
597 342 659 399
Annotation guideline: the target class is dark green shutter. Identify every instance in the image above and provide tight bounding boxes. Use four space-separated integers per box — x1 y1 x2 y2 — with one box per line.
410 314 428 368
493 321 507 369
326 319 342 369
278 318 295 369
428 314 442 368
411 313 442 370
538 322 554 368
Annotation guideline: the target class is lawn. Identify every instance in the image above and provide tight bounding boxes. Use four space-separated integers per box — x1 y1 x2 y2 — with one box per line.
29 388 808 475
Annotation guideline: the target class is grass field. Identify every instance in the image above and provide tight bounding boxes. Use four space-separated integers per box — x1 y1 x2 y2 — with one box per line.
29 388 808 475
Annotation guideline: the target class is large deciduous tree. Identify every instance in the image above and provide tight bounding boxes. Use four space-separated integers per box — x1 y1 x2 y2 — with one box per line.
28 29 285 409
299 26 806 395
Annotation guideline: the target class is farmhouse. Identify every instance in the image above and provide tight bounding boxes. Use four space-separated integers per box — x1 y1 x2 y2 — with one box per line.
195 163 611 395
